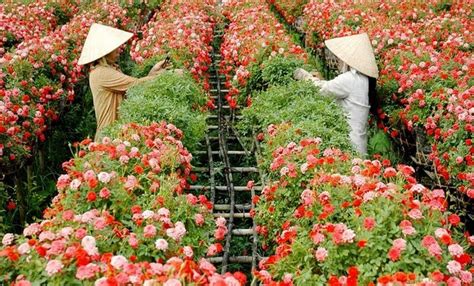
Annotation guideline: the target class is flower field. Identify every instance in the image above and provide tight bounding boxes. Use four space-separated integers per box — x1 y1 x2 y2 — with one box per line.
1 0 473 285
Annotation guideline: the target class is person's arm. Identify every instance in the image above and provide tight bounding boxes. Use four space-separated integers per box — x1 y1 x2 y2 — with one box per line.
99 67 158 93
294 68 351 99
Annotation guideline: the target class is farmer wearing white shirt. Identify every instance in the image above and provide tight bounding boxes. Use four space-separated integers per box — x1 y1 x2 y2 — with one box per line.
294 33 379 155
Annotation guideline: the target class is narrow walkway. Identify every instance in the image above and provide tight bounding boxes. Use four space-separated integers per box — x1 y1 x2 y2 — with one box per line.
190 25 264 283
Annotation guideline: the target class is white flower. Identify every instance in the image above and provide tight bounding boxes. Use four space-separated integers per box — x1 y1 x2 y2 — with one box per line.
110 255 128 270
155 239 168 251
142 210 155 219
70 179 81 190
97 172 111 184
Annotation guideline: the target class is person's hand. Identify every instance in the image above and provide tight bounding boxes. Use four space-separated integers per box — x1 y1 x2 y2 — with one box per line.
148 59 167 76
311 71 323 80
293 68 312 81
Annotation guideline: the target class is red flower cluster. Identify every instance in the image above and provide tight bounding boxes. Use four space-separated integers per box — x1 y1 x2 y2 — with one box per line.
0 1 78 57
220 0 307 109
130 0 216 90
0 3 131 170
253 123 473 285
0 122 238 285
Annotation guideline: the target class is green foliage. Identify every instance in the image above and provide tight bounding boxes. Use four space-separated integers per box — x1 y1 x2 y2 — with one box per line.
367 126 400 164
239 80 353 153
245 55 305 94
131 55 168 78
115 71 208 150
262 56 304 87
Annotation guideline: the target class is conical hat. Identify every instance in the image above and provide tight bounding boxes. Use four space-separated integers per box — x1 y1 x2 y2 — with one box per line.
78 23 133 65
324 33 379 78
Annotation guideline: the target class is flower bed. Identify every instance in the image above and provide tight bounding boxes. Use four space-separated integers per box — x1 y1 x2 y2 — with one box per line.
252 124 473 285
0 1 78 57
267 0 307 25
0 2 131 170
0 122 245 285
220 0 307 108
130 0 216 90
294 0 473 197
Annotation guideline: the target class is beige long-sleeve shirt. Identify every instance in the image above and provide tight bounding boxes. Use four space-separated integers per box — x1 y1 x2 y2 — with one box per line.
89 65 151 141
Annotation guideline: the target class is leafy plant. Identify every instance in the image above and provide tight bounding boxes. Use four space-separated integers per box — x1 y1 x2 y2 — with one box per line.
245 56 305 94
115 71 208 150
239 80 352 153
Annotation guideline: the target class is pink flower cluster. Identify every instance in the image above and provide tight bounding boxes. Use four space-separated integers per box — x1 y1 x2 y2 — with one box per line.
0 2 131 170
130 0 216 90
252 123 473 285
0 122 236 284
0 1 78 56
220 0 307 109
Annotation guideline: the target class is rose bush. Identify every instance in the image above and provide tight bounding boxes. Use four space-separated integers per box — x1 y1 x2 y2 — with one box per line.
252 124 473 285
220 0 307 109
0 2 131 170
0 1 78 56
0 122 244 285
130 0 216 90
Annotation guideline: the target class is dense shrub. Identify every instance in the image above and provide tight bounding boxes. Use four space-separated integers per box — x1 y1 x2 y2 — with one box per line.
239 80 352 153
115 71 208 151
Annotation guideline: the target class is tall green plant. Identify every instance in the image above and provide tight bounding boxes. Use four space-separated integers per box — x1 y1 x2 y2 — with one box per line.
114 71 208 150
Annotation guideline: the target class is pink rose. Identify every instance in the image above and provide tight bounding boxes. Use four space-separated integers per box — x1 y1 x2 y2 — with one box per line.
448 244 464 257
76 263 100 280
183 246 193 258
45 260 63 276
446 277 461 286
144 225 157 238
460 271 472 284
447 260 462 275
199 258 216 273
408 208 423 220
194 214 205 226
128 233 139 248
99 188 111 199
315 247 328 262
164 279 181 286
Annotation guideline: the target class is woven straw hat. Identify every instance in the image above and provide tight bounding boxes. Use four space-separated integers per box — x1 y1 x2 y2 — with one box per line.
78 23 133 65
324 33 379 78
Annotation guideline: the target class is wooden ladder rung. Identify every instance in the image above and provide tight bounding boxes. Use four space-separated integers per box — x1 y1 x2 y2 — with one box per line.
213 213 251 218
207 256 253 263
214 204 251 211
189 185 263 191
232 228 254 236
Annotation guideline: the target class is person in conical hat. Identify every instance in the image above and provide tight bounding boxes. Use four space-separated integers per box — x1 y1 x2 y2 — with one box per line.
78 23 169 141
294 33 379 155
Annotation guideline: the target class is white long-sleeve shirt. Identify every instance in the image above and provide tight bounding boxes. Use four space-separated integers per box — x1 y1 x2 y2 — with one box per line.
299 68 370 154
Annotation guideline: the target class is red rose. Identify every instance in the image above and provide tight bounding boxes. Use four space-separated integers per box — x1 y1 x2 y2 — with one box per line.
448 214 461 226
86 192 97 202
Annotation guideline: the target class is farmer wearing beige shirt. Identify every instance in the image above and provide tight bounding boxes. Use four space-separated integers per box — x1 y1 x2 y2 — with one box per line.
78 23 167 141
